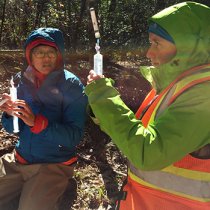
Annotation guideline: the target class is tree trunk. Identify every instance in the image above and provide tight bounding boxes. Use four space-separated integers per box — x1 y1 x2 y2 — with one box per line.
0 0 7 46
72 0 87 51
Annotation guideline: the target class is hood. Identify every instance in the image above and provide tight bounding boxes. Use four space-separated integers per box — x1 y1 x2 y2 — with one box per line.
141 1 210 93
25 28 64 55
24 28 65 68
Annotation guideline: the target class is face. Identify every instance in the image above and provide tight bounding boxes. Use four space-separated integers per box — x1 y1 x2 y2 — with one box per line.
146 33 177 67
31 45 58 75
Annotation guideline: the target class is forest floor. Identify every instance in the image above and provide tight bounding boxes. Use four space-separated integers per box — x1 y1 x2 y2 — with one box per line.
0 51 151 210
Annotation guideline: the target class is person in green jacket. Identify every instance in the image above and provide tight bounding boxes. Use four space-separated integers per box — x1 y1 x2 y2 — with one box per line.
85 2 210 210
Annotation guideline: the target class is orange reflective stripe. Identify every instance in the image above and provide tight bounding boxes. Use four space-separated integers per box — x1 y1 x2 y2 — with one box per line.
141 91 166 127
61 156 77 165
128 64 210 209
135 89 156 119
136 64 210 127
174 154 210 173
119 175 210 210
139 70 181 127
129 164 210 200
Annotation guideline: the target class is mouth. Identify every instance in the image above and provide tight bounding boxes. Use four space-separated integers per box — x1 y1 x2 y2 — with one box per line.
42 64 52 68
151 62 160 67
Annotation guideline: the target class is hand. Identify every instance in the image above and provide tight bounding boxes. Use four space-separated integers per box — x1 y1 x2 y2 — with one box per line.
87 70 104 85
13 100 35 127
0 94 14 116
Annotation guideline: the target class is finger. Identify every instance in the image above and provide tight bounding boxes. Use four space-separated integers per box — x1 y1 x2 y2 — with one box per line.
13 111 24 119
87 77 94 85
13 111 35 127
14 100 27 107
89 70 95 75
13 113 30 126
1 94 13 106
0 98 9 106
0 103 13 112
13 107 30 118
14 101 32 114
0 107 13 114
87 75 92 81
14 112 29 121
2 93 11 99
91 70 100 78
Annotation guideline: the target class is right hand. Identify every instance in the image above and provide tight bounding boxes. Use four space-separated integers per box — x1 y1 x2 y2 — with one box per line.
12 100 35 127
87 70 104 85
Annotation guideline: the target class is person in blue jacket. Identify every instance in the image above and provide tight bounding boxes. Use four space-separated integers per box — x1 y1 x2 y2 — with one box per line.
0 28 87 210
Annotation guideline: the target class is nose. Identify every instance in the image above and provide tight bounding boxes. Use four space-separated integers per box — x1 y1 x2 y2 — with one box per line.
42 54 51 60
146 46 155 60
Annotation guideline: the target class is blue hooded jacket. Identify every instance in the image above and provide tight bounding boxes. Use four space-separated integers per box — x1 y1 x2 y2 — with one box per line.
25 28 65 58
2 28 88 164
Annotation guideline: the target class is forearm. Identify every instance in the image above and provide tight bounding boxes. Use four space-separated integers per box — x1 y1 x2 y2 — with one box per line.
85 78 160 169
43 121 84 148
85 78 210 170
37 99 87 148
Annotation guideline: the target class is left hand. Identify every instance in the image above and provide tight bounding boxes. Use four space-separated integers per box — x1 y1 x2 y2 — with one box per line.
0 93 14 115
87 70 104 85
13 100 35 127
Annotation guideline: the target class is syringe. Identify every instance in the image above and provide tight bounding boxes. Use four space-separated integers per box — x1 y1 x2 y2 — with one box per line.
10 76 19 133
94 42 103 75
90 7 103 75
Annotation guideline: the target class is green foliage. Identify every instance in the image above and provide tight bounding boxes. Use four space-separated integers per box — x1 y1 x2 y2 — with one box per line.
0 0 209 51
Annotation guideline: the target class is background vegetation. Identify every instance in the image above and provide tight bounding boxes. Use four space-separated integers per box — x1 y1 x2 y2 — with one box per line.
1 1 210 209
1 0 210 53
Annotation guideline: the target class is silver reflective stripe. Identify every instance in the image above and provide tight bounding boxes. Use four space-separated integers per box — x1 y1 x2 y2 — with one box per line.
155 67 210 119
156 84 177 118
133 67 210 199
129 163 210 199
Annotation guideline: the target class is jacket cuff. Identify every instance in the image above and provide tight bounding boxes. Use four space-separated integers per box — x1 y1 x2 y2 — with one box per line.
85 78 114 95
30 114 48 134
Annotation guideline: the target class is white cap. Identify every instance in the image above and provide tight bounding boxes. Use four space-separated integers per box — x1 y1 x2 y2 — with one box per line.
95 32 100 39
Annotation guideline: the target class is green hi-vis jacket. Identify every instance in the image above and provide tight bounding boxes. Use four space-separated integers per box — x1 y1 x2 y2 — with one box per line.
85 2 210 171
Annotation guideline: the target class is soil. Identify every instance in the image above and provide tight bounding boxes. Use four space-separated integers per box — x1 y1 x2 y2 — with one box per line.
0 51 151 210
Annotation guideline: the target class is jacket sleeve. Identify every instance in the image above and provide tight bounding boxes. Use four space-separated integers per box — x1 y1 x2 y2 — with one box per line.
1 113 14 133
85 78 210 171
1 113 24 134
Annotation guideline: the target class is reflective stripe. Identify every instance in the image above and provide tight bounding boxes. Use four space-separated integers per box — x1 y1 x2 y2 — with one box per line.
141 64 210 127
135 89 156 120
174 154 210 173
128 168 210 202
162 164 210 181
169 71 210 105
131 64 210 203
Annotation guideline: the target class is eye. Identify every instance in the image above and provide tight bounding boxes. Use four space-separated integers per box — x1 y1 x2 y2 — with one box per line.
149 40 159 48
33 51 44 57
154 40 159 47
48 51 57 58
37 51 44 56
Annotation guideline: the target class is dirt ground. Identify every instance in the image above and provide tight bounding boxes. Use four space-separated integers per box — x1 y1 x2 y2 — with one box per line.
0 52 151 209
